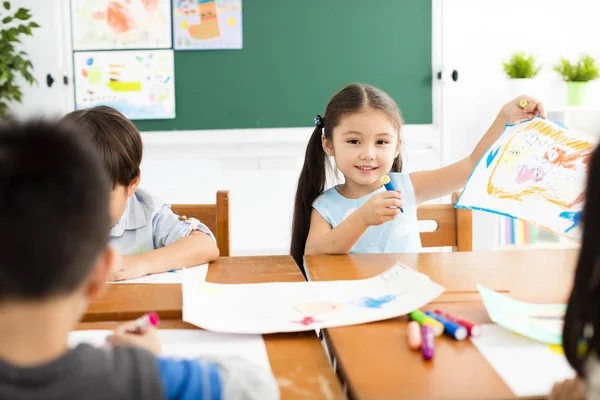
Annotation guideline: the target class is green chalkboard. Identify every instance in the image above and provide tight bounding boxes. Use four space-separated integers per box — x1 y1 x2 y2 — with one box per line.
136 0 431 131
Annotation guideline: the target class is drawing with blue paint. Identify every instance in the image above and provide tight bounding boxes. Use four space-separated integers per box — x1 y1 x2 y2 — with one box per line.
560 211 582 233
355 295 396 309
486 147 500 168
290 83 545 270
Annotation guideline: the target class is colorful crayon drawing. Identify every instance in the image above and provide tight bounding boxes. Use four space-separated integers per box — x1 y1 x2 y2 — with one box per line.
457 118 597 241
71 0 172 50
173 0 242 50
74 50 175 120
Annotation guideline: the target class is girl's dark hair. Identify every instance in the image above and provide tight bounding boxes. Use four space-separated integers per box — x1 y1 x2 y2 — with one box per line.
564 143 600 375
290 83 404 269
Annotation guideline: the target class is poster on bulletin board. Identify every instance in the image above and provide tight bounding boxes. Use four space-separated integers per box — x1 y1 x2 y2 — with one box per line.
71 0 172 50
74 50 176 120
173 0 243 50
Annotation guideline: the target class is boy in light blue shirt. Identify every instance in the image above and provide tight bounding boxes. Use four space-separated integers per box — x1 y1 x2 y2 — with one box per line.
61 106 219 281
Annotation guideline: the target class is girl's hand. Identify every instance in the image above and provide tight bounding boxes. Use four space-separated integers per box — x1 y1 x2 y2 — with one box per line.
500 95 547 124
357 190 402 227
107 323 162 355
549 377 585 400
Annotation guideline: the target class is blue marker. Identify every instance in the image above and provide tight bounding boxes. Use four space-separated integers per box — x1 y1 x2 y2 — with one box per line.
425 311 467 341
381 175 403 213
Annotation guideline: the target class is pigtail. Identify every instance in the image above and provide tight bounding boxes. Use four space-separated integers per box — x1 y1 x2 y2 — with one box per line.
290 119 328 270
391 154 403 173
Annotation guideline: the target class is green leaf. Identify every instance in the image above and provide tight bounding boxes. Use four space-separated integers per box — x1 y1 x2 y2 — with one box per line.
554 54 600 82
0 6 39 111
3 2 9 10
502 52 541 79
14 8 29 20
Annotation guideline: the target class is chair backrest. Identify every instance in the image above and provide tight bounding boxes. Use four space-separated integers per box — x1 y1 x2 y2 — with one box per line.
416 192 472 251
171 190 231 256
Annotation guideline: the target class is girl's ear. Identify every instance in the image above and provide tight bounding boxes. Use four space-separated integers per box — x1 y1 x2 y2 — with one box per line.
395 135 402 158
322 134 334 157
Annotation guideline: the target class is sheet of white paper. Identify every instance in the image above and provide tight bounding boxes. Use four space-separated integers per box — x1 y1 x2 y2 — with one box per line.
182 262 445 334
471 324 575 397
111 264 208 284
68 329 271 372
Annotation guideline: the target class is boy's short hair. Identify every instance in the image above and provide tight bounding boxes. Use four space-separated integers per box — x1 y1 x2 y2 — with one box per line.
60 106 143 188
0 120 110 300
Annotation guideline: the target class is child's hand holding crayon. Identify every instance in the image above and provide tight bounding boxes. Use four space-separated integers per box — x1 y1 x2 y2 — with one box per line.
500 95 547 124
107 313 162 355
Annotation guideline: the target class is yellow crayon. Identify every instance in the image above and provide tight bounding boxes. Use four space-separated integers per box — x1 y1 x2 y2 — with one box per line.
519 99 529 109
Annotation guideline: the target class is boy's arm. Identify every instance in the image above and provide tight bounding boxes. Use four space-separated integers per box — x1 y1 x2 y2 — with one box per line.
410 96 546 205
157 357 223 400
111 206 219 280
112 232 219 280
157 357 279 400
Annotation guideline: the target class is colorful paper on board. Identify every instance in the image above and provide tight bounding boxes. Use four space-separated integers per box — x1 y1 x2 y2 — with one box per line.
173 0 242 50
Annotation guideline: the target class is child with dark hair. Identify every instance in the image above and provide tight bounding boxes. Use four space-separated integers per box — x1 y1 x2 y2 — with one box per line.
290 83 545 268
0 120 277 400
61 106 219 281
549 143 600 400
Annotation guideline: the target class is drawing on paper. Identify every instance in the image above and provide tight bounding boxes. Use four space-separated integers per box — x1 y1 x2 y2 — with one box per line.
173 0 242 50
295 302 342 314
71 0 172 50
181 263 445 334
291 316 323 326
353 295 397 309
74 50 175 120
456 118 597 240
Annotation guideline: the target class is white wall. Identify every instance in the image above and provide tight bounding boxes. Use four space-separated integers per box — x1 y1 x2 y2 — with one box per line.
438 0 600 251
9 0 600 255
140 125 439 255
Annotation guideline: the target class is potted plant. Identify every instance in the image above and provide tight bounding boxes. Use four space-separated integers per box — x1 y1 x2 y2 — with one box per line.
502 52 541 97
553 54 600 106
0 1 39 120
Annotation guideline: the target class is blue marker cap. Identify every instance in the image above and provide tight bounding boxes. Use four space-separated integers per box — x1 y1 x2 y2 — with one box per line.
425 311 467 341
381 175 404 213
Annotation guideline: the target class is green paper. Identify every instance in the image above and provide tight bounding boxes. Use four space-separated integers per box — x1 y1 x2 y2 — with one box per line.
477 284 566 344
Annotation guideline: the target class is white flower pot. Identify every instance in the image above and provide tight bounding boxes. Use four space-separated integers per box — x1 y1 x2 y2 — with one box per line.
507 78 539 99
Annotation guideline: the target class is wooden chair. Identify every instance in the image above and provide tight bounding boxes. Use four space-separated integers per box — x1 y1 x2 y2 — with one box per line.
171 190 231 257
417 192 473 251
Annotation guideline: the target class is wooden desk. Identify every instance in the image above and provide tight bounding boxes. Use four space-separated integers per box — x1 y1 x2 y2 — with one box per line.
305 250 578 303
84 255 344 400
85 256 305 321
305 250 578 399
